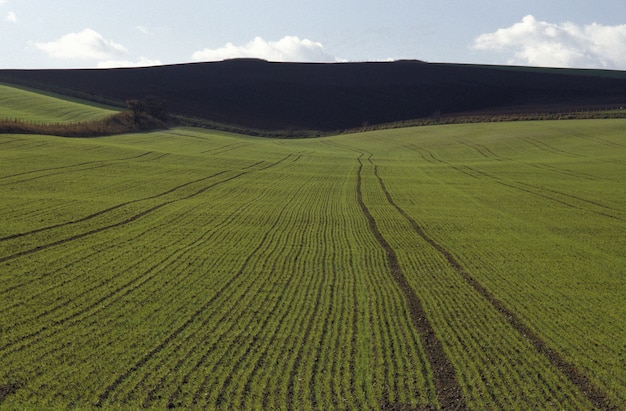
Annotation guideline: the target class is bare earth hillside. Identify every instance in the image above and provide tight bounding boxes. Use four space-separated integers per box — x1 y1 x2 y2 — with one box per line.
2 60 626 131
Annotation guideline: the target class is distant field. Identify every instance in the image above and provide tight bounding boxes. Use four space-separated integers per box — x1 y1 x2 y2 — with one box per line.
0 83 117 123
1 118 625 409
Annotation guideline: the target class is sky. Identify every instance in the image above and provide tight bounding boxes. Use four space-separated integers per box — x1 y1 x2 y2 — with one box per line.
1 0 626 70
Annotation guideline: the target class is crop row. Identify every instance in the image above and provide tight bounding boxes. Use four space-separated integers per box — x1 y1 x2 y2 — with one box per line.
340 121 625 408
1 120 624 409
1 131 436 409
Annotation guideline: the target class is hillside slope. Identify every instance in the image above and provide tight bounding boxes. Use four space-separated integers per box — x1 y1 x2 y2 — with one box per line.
0 83 117 123
2 60 626 131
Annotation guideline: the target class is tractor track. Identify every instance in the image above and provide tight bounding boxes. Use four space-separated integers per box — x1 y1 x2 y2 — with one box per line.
0 155 293 264
356 154 466 410
367 155 617 410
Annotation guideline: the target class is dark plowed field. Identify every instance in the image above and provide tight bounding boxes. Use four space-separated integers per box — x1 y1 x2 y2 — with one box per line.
2 60 626 131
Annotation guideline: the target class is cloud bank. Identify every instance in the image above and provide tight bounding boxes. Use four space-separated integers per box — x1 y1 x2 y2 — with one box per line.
32 28 161 68
473 15 626 69
33 28 127 60
4 11 16 23
192 36 342 62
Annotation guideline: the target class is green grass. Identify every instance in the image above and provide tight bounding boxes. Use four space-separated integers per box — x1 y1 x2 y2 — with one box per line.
0 83 118 123
0 115 625 409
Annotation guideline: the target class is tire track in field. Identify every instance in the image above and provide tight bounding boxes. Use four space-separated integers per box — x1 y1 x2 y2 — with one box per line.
0 151 165 190
143 175 316 408
201 142 246 154
0 170 228 259
2 182 272 359
524 162 608 182
453 141 623 214
451 140 624 217
0 163 113 186
459 141 504 161
355 154 466 410
0 192 232 351
91 155 294 407
0 151 154 181
0 155 293 264
0 182 226 302
166 131 215 141
97 179 297 408
522 136 581 157
0 170 227 243
367 156 617 411
462 165 626 222
407 144 480 180
516 179 624 212
0 137 19 145
412 144 625 222
3 157 292 326
565 130 626 150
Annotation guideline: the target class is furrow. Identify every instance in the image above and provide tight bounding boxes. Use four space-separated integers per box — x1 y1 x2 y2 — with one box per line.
355 154 466 410
93 153 297 407
1 156 295 353
464 165 626 222
0 151 154 180
0 170 229 243
164 174 314 408
369 157 616 410
0 154 293 262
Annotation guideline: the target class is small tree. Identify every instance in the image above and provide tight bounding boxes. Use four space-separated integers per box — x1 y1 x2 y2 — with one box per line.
126 96 169 125
126 99 144 124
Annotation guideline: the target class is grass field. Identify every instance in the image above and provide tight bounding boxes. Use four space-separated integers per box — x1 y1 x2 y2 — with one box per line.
1 116 625 409
0 83 117 123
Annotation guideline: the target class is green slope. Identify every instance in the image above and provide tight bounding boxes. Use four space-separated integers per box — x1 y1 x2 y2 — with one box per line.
0 120 624 409
0 83 118 123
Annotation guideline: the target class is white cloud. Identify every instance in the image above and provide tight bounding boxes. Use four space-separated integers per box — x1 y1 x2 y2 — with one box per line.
97 57 162 68
4 11 16 23
33 28 128 60
137 25 151 35
473 15 626 69
192 36 342 63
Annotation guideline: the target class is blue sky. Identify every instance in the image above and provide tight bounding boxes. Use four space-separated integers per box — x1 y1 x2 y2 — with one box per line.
1 0 625 69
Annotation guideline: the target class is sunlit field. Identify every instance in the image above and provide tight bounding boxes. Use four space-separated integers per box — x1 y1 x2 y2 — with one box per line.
1 117 625 409
0 84 117 123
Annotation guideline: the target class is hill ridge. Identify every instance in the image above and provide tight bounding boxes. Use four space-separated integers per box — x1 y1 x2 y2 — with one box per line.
2 60 626 132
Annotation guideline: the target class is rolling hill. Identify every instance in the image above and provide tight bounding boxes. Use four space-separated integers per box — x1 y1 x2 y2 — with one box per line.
2 59 626 132
0 83 117 123
1 69 625 410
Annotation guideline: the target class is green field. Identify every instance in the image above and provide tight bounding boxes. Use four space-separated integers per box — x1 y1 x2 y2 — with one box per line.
0 84 117 123
1 100 625 409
